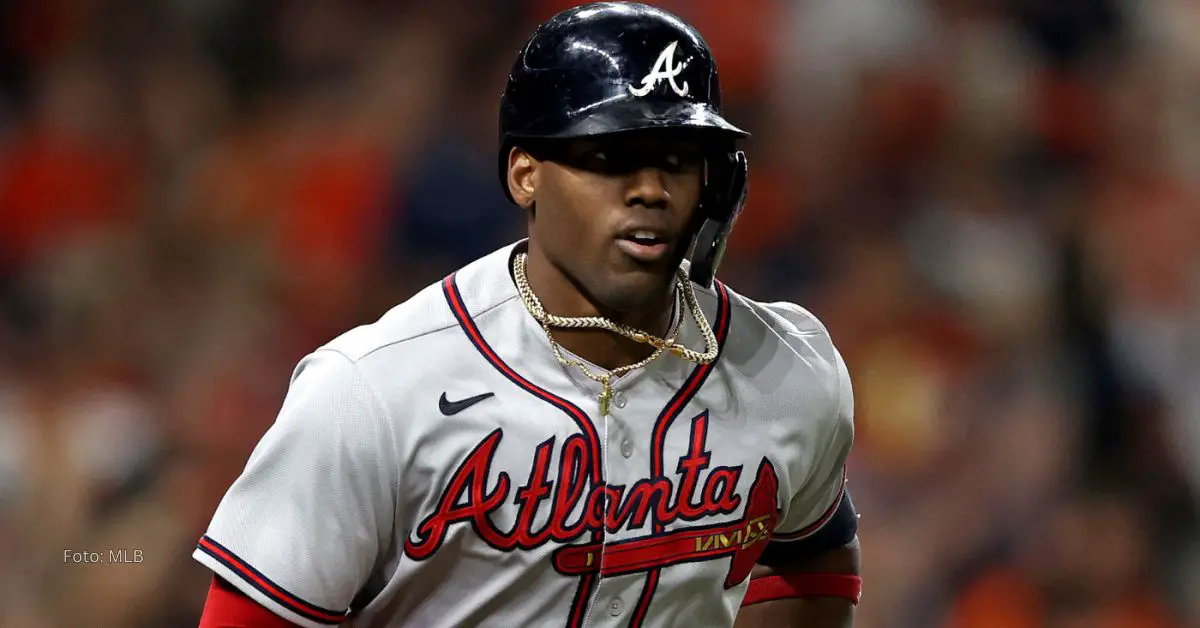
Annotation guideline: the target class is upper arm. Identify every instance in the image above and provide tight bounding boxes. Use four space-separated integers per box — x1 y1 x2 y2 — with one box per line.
193 350 399 628
736 346 860 624
199 577 302 628
761 344 857 567
737 540 860 628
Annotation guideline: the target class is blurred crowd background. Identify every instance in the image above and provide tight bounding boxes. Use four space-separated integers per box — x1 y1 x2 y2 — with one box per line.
0 0 1197 626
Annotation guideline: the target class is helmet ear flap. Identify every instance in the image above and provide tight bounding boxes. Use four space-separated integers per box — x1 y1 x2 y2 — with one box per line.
689 150 748 288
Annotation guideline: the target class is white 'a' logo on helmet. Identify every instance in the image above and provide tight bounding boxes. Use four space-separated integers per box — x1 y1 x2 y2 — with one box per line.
628 41 689 98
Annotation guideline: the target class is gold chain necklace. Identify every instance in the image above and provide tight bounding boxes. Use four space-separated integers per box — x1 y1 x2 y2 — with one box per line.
512 252 718 415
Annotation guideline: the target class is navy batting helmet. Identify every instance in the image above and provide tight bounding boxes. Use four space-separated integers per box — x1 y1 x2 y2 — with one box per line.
498 1 750 288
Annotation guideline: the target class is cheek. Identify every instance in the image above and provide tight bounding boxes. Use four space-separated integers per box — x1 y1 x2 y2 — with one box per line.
673 171 704 217
536 173 607 246
558 175 612 231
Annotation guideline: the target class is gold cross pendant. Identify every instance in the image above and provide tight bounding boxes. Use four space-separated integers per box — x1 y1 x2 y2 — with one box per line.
598 384 611 416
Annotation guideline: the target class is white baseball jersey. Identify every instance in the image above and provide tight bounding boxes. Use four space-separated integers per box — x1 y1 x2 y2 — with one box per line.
194 242 855 628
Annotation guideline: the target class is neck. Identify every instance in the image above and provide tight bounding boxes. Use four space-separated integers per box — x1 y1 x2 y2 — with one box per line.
520 243 675 371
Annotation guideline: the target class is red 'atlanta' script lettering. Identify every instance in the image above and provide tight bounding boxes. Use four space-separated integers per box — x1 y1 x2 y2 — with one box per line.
404 413 743 559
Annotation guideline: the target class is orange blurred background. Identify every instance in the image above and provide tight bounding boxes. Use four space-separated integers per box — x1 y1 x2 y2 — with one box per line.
0 1 1197 626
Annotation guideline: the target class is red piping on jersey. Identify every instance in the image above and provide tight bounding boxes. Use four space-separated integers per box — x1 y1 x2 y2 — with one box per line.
629 279 733 627
442 276 603 483
196 535 347 624
443 274 602 628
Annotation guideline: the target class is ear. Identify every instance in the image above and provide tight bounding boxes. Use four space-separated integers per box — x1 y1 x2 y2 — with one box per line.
507 147 538 210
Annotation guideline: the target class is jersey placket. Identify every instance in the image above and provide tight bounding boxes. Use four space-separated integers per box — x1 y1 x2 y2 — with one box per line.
539 306 722 627
548 361 624 626
548 355 660 626
589 375 659 627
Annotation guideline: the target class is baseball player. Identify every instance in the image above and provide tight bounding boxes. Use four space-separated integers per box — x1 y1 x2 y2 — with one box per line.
195 3 861 627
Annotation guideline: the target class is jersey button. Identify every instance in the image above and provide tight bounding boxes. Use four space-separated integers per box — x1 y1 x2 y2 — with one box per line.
621 439 634 458
609 598 625 617
614 392 627 409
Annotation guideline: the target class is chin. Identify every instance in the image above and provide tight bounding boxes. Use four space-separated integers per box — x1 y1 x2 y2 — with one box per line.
593 270 677 315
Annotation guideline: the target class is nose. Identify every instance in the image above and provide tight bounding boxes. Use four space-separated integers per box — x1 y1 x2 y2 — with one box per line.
624 167 670 210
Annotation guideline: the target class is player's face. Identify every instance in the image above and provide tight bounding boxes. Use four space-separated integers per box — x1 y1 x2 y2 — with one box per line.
521 131 706 314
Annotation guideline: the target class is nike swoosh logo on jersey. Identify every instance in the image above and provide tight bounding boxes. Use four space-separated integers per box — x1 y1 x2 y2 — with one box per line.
438 392 495 415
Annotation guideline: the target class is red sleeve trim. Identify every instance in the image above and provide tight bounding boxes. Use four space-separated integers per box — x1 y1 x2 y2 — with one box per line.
197 535 345 624
200 576 301 628
741 573 862 607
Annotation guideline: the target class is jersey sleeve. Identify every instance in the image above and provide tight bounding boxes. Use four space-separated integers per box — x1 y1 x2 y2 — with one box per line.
772 346 855 542
193 349 398 628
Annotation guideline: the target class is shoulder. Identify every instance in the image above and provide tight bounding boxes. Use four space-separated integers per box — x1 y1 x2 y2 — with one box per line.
701 280 842 372
736 291 834 347
319 280 460 364
698 281 852 431
311 243 523 392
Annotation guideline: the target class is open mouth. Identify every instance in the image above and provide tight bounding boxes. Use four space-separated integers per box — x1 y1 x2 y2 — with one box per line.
616 229 673 262
624 230 667 246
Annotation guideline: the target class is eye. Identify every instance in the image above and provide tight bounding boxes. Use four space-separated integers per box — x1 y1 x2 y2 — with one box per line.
661 151 700 172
